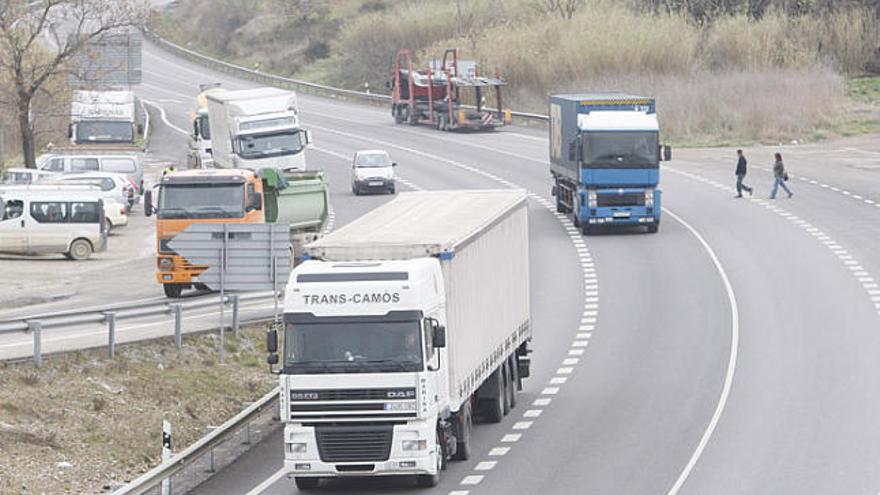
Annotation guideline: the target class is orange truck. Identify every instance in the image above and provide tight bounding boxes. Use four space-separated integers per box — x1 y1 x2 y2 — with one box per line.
144 168 328 298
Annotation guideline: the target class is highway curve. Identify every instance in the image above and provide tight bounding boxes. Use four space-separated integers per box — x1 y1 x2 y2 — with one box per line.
121 38 880 494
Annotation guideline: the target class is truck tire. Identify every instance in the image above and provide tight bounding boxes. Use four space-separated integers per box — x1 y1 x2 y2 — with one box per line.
483 367 505 423
451 402 472 461
294 477 320 490
163 283 183 298
67 238 93 261
582 223 595 236
507 356 518 409
647 222 660 234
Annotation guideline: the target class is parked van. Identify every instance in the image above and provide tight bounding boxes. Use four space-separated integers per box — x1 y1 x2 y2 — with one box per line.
1 167 60 185
37 153 144 193
0 184 126 231
0 189 107 260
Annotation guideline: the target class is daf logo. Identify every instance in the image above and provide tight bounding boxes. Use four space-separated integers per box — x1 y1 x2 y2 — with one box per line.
387 390 416 399
291 392 319 400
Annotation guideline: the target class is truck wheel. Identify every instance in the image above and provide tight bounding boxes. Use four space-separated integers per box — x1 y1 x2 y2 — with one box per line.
67 238 93 261
502 364 512 416
451 402 472 461
163 283 183 298
394 106 405 124
582 223 595 236
507 356 518 409
294 477 320 490
484 367 505 423
647 222 660 234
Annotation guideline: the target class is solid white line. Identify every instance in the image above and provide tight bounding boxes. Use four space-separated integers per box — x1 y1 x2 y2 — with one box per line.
141 99 189 136
244 467 287 495
663 208 740 495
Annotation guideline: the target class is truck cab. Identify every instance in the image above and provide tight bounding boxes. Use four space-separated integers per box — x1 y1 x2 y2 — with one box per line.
550 93 669 234
69 90 142 147
145 169 265 298
187 84 224 169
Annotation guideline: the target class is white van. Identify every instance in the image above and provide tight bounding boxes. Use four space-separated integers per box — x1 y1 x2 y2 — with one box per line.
0 189 107 260
2 167 60 185
37 153 144 193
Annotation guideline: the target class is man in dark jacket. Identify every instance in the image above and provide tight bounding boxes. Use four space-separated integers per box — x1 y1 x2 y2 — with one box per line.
735 149 753 198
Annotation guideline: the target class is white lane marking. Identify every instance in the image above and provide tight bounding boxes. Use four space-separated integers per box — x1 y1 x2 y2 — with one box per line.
663 208 740 495
541 387 560 395
141 100 189 136
549 377 568 385
475 461 497 471
449 491 470 495
488 447 510 456
533 398 552 407
501 434 521 443
243 467 287 495
512 421 533 430
524 409 543 418
461 475 484 485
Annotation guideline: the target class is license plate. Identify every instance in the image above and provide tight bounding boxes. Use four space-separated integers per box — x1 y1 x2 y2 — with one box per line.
369 181 383 186
612 211 631 218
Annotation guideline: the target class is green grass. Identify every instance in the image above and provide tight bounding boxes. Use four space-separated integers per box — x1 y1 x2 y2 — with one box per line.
848 76 880 105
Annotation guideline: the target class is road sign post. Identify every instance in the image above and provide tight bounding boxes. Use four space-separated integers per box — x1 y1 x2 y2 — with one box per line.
161 420 172 495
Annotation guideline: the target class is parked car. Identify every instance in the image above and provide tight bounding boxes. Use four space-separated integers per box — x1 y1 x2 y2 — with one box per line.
42 172 135 212
1 167 59 185
351 149 396 195
37 153 144 193
0 188 107 260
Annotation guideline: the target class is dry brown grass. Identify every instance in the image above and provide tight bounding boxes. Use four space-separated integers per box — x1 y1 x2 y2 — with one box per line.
0 327 274 494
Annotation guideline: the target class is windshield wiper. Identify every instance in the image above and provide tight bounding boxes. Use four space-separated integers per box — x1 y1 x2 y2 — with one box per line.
364 359 417 371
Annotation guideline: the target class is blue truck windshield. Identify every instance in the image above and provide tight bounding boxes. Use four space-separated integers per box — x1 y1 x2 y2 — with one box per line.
583 131 658 169
283 317 424 374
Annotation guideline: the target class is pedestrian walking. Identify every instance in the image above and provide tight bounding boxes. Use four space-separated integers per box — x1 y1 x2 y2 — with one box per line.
769 152 793 199
734 149 753 198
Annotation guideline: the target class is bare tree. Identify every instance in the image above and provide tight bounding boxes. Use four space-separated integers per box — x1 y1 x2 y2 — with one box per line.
0 0 143 168
532 0 586 19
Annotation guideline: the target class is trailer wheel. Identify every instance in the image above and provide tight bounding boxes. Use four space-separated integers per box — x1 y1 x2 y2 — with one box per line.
294 477 320 490
483 367 505 423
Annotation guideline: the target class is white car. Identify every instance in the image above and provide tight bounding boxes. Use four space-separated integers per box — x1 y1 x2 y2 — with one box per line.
103 199 128 231
42 172 136 212
2 167 60 185
351 150 396 195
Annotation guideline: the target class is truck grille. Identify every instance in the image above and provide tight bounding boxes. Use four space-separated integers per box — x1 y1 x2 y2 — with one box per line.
597 192 645 207
316 424 393 462
290 388 416 401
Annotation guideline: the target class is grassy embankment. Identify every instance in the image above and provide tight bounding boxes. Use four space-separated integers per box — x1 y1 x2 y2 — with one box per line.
0 326 275 494
155 0 880 146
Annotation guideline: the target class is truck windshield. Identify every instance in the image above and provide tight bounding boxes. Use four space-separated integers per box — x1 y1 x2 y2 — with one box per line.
198 115 211 140
582 131 658 169
75 121 134 144
158 183 245 219
283 315 424 374
237 131 303 159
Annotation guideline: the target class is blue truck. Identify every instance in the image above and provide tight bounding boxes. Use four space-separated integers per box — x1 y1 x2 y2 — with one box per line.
549 93 670 234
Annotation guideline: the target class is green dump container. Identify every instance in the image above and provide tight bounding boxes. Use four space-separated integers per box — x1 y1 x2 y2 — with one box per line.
263 170 329 233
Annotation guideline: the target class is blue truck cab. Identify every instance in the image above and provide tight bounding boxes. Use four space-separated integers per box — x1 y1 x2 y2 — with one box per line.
549 93 670 234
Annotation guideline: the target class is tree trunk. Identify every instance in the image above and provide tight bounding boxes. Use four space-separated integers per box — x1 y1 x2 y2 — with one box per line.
17 97 36 169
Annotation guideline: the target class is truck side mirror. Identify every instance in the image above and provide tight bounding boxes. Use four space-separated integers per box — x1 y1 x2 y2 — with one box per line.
432 324 447 348
144 190 153 217
304 130 313 145
267 328 278 353
663 145 672 162
248 191 263 211
67 124 73 139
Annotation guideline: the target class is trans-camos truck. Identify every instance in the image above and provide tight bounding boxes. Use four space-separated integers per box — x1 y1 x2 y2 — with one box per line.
207 87 311 171
267 190 532 489
550 93 671 234
187 83 225 168
69 90 144 147
144 168 329 298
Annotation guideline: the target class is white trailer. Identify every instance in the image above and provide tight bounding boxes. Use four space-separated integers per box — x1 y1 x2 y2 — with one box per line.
269 189 531 489
206 87 310 171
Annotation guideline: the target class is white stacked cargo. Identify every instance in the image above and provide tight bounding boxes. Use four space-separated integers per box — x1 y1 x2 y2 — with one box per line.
270 189 532 489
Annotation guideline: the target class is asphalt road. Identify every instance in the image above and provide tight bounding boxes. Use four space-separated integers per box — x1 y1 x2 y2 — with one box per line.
12 35 880 495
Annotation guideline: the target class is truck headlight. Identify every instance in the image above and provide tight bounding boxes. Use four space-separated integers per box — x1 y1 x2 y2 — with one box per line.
645 189 654 207
287 442 308 454
587 190 597 208
158 258 173 271
402 440 428 451
385 401 416 412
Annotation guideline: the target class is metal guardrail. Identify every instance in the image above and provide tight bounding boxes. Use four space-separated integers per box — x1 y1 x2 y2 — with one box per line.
140 28 550 129
112 386 280 495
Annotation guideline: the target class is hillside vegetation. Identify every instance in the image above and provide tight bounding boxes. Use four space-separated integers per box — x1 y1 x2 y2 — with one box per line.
155 0 880 144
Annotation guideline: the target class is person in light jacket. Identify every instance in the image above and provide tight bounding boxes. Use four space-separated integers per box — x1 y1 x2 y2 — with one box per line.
770 152 793 199
734 149 753 198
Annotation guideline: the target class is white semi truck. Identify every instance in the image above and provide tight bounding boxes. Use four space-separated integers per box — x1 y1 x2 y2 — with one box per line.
267 189 532 489
69 90 143 146
206 87 311 171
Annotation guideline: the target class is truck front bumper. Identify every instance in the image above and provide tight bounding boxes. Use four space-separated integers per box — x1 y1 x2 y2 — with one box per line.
282 421 438 478
581 189 661 226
